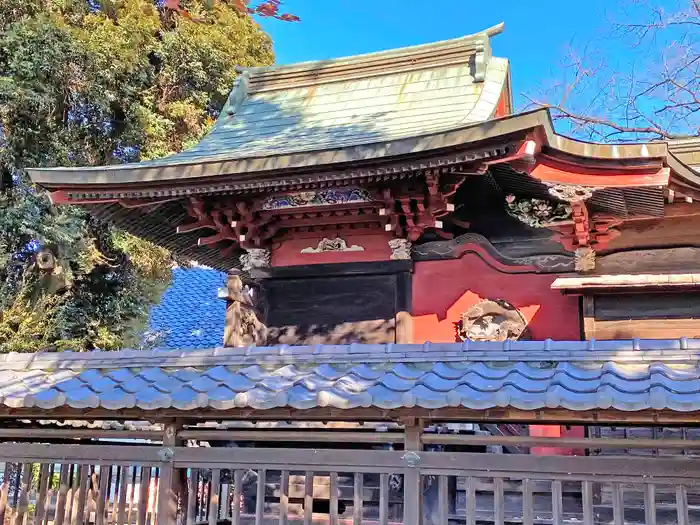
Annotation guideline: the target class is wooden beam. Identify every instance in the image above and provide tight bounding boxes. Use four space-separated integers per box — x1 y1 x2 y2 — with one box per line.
0 428 163 441
1 406 698 426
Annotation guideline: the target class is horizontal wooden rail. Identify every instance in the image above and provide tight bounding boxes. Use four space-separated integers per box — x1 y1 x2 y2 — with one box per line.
181 428 700 451
0 428 163 441
421 433 700 450
1 427 698 454
178 430 404 443
0 443 163 465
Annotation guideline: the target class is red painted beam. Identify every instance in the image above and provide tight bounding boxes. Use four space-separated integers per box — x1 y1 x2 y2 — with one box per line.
530 156 670 187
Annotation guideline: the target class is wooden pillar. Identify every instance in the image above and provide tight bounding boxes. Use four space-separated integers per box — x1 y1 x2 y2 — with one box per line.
156 424 182 525
403 419 423 525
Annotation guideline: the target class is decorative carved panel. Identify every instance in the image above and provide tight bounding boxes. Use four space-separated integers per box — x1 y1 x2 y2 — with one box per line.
457 299 530 342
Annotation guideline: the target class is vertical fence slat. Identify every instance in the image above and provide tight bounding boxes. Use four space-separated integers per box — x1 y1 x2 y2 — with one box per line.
137 468 151 525
55 464 71 525
186 471 196 525
551 480 563 525
11 464 31 525
108 466 120 525
581 481 593 525
403 470 420 525
34 463 50 525
65 465 76 525
279 471 289 525
611 482 624 525
329 472 338 525
73 465 89 525
231 471 242 525
522 479 533 525
676 485 689 525
493 478 504 525
127 467 138 525
41 464 53 525
352 473 362 525
378 474 389 525
254 470 265 525
117 467 129 525
208 470 220 525
303 472 313 525
0 462 12 525
644 484 656 525
149 468 159 525
96 466 110 525
89 468 100 524
438 476 449 525
465 477 476 525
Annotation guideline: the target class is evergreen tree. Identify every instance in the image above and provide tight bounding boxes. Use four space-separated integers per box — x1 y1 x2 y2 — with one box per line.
0 0 274 351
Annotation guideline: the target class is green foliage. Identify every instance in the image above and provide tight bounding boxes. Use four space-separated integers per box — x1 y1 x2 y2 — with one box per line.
0 0 274 351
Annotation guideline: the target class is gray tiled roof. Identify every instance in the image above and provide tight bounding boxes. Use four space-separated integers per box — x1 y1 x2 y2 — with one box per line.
3 340 700 413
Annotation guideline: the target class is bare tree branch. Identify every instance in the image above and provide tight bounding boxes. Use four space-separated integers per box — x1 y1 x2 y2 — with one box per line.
525 0 700 141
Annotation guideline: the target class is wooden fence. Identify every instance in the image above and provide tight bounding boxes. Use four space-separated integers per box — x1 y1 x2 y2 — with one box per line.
0 428 698 525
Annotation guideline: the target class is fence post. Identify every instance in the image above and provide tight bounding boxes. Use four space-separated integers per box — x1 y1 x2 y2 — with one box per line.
403 419 423 525
157 424 181 525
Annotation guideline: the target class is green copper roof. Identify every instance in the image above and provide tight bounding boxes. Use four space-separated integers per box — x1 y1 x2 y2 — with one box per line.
29 24 511 183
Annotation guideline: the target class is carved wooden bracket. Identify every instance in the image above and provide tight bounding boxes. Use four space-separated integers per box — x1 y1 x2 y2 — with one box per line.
548 202 622 252
382 171 466 241
456 299 530 342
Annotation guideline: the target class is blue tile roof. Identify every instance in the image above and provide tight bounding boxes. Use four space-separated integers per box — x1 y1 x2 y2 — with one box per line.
147 267 226 349
4 340 700 413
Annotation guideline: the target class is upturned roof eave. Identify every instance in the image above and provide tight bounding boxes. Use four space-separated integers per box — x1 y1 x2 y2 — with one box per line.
27 109 673 190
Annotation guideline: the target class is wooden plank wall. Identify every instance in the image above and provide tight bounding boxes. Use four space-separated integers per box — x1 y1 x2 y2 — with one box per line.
584 292 700 339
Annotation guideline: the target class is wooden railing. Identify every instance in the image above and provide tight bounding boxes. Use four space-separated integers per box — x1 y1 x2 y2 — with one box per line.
0 430 699 525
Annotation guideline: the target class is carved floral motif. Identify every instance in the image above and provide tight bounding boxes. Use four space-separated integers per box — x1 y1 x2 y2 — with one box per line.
575 246 596 272
300 237 365 254
546 183 595 202
389 238 412 260
260 188 372 211
505 195 572 228
240 248 271 272
457 299 529 342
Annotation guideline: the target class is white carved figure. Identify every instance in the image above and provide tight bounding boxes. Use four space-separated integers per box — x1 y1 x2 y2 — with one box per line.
389 238 412 260
240 248 271 272
301 237 365 253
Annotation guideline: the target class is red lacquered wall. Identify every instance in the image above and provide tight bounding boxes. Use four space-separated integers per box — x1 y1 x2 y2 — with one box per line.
411 254 582 455
271 233 393 267
411 255 580 342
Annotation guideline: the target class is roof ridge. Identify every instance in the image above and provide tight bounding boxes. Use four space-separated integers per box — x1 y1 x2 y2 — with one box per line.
236 23 505 78
2 339 700 371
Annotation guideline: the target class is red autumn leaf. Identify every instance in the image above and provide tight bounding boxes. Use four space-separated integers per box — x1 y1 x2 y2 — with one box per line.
277 12 300 21
231 0 249 13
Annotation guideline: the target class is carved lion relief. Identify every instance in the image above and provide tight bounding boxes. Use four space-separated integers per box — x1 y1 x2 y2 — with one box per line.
456 299 530 342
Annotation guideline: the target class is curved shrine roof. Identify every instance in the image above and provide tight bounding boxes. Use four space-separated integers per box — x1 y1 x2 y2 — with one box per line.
29 24 512 186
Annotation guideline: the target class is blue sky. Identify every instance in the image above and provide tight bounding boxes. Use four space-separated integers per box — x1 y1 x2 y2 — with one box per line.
259 0 619 111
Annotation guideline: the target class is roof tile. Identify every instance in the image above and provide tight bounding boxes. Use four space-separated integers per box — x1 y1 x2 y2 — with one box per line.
3 341 700 414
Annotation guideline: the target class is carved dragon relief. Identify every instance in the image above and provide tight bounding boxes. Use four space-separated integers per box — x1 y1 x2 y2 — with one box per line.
456 299 530 342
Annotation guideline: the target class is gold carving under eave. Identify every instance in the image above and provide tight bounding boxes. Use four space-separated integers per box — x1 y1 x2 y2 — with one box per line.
222 275 266 347
457 299 530 342
575 246 596 273
300 237 365 253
